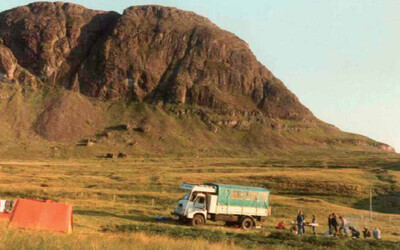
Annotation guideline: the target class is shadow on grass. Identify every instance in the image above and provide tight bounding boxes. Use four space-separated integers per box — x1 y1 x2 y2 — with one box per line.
378 161 400 171
74 209 173 223
353 192 400 214
0 191 50 201
95 155 109 159
105 125 129 131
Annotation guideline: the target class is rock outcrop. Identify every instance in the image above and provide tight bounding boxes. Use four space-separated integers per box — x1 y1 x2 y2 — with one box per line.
0 2 313 121
379 144 396 153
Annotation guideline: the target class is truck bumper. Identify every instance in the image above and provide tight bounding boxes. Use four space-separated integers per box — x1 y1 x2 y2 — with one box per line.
171 212 185 217
171 212 187 223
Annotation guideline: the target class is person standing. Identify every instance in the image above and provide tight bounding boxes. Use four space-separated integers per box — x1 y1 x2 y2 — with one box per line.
332 213 339 237
339 215 347 236
328 214 333 235
312 215 317 236
297 211 305 235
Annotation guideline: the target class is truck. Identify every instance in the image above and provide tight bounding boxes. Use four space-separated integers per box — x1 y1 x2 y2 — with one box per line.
172 183 271 229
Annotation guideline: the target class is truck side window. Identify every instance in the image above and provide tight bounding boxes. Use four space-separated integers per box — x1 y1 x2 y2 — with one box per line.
190 192 198 201
195 196 205 210
198 197 205 204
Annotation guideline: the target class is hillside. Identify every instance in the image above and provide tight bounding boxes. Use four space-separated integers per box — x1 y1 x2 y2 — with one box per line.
0 2 394 157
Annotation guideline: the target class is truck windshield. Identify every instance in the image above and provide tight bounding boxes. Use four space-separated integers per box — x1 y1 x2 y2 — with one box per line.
182 193 190 200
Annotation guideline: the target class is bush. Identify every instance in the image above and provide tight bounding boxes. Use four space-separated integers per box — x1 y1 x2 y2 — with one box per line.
268 231 298 241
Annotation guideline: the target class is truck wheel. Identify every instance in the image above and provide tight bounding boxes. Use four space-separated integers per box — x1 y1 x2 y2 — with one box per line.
191 214 205 226
240 217 254 230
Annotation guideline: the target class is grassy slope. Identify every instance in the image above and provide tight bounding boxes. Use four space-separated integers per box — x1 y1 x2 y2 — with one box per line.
0 153 399 249
0 87 391 160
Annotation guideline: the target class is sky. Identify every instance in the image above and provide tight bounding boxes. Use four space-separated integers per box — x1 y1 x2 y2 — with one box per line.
2 1 400 151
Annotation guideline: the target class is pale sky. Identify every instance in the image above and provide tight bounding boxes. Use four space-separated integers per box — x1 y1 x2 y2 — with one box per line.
2 1 400 151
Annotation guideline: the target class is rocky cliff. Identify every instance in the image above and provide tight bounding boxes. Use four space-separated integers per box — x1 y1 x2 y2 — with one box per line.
0 2 312 120
0 2 394 155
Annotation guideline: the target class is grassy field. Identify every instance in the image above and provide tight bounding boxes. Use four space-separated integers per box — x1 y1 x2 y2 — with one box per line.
0 152 399 249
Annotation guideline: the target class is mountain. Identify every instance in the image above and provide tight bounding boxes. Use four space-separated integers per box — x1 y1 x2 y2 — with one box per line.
0 2 394 157
0 2 312 120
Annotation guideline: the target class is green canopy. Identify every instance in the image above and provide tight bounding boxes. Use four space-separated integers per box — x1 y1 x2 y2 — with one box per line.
205 183 269 208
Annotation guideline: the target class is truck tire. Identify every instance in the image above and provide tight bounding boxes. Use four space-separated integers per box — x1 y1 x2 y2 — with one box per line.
240 217 254 230
191 214 205 226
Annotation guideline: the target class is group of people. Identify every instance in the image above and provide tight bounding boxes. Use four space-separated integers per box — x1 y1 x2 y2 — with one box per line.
279 211 383 239
348 226 381 239
293 211 317 236
327 213 346 236
328 213 381 239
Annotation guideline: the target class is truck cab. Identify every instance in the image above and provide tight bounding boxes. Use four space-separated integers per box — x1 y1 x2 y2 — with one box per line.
173 183 215 225
172 183 271 229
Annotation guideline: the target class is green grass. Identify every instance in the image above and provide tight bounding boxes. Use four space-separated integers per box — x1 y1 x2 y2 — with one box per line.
102 224 400 249
0 153 399 249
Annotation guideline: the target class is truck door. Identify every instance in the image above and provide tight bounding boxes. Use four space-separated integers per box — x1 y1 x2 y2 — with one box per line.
194 196 206 211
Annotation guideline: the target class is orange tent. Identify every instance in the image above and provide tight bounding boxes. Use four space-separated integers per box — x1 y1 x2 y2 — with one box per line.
9 199 73 233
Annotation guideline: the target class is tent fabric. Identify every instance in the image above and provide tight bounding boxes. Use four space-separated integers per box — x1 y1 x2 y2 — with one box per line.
207 183 269 208
9 199 73 233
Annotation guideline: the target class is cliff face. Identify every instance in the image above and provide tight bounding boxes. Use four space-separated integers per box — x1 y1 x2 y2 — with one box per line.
0 2 313 120
0 2 120 89
0 2 394 154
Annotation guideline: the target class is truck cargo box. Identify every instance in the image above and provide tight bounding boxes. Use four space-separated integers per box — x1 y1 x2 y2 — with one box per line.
206 183 270 216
